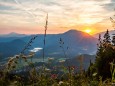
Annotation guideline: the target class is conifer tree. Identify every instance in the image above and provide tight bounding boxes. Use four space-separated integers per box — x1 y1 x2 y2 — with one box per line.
96 34 103 56
112 33 115 46
103 29 111 43
89 30 115 79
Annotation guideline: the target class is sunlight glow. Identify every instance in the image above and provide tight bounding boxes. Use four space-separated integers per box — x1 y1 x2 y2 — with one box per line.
85 29 91 34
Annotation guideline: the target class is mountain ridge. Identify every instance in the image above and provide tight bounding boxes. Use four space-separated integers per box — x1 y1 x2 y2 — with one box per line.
0 29 98 59
0 32 28 37
93 30 115 38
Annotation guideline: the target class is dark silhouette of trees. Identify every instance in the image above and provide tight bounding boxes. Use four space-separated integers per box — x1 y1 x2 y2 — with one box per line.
88 30 115 80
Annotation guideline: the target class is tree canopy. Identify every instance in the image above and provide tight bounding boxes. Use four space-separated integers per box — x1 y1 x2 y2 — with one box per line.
89 30 115 80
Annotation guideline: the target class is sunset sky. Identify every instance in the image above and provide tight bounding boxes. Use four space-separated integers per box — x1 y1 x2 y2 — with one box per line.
0 0 115 34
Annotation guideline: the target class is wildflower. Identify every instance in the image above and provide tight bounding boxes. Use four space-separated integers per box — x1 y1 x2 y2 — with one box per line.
8 57 15 63
92 72 97 77
48 57 54 61
22 56 27 60
7 62 11 68
45 68 51 72
29 52 35 57
72 66 77 70
15 55 20 59
59 81 64 85
51 74 57 79
13 81 18 84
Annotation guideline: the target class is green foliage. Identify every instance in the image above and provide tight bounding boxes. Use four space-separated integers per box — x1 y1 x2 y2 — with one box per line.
1 54 114 86
89 30 115 81
110 62 115 83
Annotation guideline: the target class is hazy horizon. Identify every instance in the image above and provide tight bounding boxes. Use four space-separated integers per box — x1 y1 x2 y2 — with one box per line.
0 0 115 35
0 29 113 35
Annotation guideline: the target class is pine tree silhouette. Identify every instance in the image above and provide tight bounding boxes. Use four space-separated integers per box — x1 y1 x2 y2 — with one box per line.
103 29 111 43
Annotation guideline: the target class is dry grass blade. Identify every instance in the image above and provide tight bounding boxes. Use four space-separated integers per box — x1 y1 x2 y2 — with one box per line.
43 13 48 62
21 35 38 54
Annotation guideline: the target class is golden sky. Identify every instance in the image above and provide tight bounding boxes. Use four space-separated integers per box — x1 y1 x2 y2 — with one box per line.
0 0 115 35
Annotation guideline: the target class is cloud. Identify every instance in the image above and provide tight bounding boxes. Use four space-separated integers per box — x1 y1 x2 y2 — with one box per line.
0 0 114 34
0 4 15 10
102 1 115 11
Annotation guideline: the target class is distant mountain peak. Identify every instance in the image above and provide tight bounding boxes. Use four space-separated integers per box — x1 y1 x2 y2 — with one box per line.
64 29 89 35
64 29 80 34
9 32 18 34
8 32 25 35
93 30 115 38
66 29 79 32
0 32 27 37
67 29 78 32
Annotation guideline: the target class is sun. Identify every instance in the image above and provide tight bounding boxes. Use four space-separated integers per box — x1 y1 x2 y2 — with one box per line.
85 29 91 34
